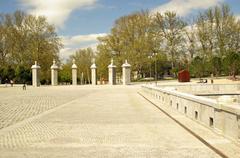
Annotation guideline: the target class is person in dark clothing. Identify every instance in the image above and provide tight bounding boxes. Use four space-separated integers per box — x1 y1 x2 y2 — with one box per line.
5 78 8 87
10 80 14 87
23 82 26 90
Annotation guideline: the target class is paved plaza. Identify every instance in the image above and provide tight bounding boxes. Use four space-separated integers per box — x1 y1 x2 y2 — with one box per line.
0 85 239 157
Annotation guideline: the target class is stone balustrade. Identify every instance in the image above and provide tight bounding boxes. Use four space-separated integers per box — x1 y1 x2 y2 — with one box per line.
142 84 240 142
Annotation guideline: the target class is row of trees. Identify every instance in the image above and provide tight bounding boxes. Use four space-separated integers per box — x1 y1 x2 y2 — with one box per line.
86 4 240 81
189 4 240 78
1 4 239 84
0 11 62 83
61 4 240 83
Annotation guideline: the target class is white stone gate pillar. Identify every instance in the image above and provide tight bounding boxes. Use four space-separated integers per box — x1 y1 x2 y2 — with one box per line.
51 60 58 86
72 59 77 85
31 61 41 87
108 59 116 85
90 59 97 85
122 60 131 85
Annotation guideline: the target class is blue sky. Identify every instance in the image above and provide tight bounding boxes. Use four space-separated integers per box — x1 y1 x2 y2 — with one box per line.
0 0 240 59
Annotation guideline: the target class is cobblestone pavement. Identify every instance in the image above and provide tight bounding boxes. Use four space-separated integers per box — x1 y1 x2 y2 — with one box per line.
0 86 92 129
0 85 221 157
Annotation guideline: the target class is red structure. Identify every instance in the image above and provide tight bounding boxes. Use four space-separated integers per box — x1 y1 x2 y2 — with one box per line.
178 70 190 82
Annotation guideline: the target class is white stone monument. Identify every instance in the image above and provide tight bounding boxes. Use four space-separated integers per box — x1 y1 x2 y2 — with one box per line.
51 60 58 86
108 59 116 85
72 59 78 85
122 60 131 85
31 61 41 87
90 59 97 85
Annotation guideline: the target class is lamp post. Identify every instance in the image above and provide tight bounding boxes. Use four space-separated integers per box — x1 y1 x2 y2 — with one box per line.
147 55 152 80
153 52 157 86
148 52 157 85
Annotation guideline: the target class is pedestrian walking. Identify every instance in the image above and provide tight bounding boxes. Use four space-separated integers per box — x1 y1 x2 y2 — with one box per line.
5 78 8 87
23 82 26 90
10 80 14 87
211 73 214 84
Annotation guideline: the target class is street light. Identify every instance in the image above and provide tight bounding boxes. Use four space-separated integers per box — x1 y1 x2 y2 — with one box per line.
153 52 158 86
148 52 158 86
147 55 152 80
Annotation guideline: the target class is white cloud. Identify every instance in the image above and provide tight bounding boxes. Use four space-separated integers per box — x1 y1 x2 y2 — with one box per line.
60 33 107 60
61 33 107 47
60 43 98 59
60 43 98 61
152 0 224 16
20 0 98 28
60 48 77 60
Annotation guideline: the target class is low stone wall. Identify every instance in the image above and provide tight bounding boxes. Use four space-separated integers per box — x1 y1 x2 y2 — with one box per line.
142 85 240 142
207 95 240 103
157 84 240 94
